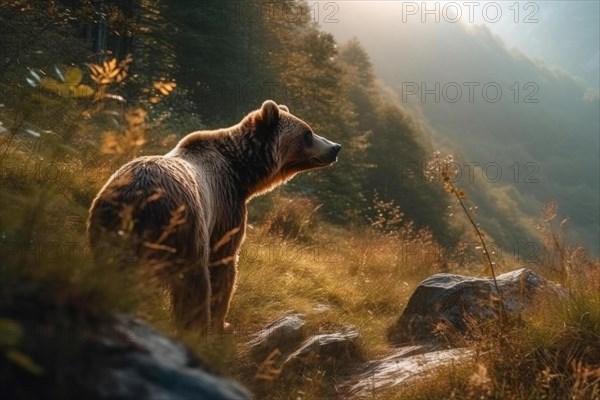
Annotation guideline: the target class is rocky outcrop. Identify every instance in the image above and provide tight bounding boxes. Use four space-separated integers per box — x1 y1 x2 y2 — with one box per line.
246 314 361 393
242 269 566 398
2 311 251 400
388 268 566 344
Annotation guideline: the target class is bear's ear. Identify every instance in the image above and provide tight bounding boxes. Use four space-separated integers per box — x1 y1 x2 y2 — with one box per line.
278 104 289 113
258 100 281 130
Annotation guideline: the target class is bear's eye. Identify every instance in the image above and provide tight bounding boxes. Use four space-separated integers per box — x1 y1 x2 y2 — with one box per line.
304 131 313 146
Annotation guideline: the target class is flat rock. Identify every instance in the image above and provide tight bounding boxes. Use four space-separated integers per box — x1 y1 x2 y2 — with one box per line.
339 345 472 398
388 268 565 344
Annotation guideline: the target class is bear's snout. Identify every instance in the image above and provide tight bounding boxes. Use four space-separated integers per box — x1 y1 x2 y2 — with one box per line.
331 143 342 156
327 143 341 162
311 134 341 165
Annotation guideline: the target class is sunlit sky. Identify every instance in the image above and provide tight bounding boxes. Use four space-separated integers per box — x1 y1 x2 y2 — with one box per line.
321 1 600 88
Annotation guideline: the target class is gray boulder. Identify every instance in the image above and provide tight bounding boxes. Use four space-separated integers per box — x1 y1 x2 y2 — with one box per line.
2 310 251 400
388 268 565 344
246 313 306 361
93 316 252 400
282 329 361 375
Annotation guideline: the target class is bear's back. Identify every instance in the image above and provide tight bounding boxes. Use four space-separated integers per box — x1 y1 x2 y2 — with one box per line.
88 156 206 265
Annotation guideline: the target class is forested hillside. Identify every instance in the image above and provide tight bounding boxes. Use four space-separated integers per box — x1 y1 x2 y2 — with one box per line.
321 3 600 254
0 0 453 243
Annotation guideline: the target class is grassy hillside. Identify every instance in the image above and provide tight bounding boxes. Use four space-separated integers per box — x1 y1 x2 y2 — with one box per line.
2 134 598 398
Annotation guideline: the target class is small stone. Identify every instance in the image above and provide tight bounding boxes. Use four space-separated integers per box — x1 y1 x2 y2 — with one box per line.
246 313 306 361
281 329 361 375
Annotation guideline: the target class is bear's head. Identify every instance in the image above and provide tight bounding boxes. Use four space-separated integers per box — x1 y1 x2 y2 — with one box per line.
247 100 341 196
171 100 341 199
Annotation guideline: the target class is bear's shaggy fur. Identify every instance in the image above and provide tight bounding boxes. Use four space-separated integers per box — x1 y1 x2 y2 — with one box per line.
87 100 341 331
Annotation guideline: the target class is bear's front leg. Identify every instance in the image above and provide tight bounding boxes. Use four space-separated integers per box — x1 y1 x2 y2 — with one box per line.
209 263 236 332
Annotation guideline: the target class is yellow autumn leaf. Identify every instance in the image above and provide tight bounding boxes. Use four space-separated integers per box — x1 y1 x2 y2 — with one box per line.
30 93 61 106
126 107 146 120
89 74 101 84
39 77 62 93
57 85 72 98
107 67 121 79
153 81 176 96
115 62 130 83
120 53 133 67
72 84 95 98
63 67 83 85
101 131 123 155
102 58 118 76
5 350 44 375
88 63 103 74
126 129 147 147
87 63 103 81
42 79 71 98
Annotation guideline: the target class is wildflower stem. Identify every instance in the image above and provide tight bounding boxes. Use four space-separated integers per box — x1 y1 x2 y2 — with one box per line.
448 180 508 323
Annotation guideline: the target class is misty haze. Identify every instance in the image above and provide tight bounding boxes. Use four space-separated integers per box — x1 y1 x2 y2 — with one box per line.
322 1 600 255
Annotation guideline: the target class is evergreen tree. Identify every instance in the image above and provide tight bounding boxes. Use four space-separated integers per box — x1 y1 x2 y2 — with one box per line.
338 39 454 243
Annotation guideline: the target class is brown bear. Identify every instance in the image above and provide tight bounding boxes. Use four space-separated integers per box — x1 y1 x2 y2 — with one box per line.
87 100 341 331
